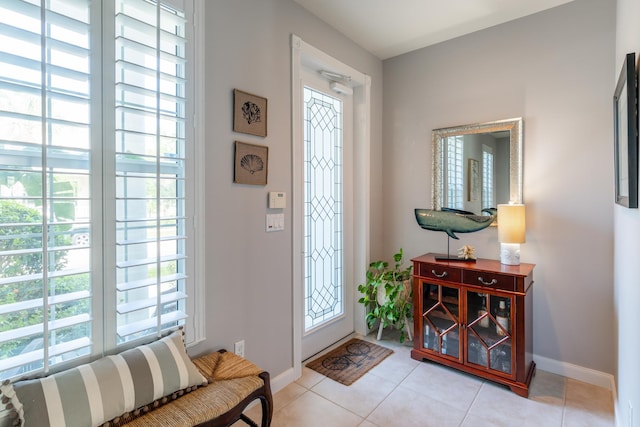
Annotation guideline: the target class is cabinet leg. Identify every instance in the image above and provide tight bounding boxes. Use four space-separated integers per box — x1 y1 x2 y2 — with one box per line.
509 361 537 398
509 384 530 398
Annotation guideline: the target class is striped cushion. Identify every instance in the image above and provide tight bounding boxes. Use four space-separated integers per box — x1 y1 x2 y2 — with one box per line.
3 330 207 427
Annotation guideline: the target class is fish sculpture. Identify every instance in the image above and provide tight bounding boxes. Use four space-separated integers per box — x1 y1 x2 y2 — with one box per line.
414 208 497 239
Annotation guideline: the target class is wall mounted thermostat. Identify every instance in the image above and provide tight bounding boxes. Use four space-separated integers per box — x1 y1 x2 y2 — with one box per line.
269 192 286 209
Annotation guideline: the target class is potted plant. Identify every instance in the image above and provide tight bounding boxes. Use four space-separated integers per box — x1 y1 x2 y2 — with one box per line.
357 248 413 343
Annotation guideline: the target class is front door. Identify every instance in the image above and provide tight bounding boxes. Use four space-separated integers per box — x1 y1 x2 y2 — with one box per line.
299 71 354 360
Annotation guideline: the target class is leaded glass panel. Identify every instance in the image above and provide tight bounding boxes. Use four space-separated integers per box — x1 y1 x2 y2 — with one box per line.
303 87 343 332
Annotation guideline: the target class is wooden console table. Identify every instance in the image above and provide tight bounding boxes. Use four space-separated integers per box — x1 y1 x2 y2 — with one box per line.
411 253 535 397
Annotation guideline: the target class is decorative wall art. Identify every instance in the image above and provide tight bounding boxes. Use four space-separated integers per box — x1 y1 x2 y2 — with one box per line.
233 89 267 137
234 141 268 185
468 158 480 202
613 52 638 208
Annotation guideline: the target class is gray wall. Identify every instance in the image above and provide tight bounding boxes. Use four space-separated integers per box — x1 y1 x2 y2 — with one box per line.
615 0 640 424
189 0 383 377
192 0 622 394
383 0 615 374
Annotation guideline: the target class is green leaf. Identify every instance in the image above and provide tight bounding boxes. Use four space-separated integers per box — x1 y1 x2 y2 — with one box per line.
357 248 415 343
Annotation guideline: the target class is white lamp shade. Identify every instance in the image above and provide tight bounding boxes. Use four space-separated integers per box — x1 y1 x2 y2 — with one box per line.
498 204 526 244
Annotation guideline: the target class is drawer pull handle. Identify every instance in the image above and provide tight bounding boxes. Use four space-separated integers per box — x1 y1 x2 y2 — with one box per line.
478 277 497 286
431 269 448 278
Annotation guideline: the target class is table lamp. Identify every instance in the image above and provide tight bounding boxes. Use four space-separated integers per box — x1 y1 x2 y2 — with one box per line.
498 203 526 265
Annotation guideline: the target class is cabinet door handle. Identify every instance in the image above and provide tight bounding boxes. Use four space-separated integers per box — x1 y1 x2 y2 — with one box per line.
478 277 497 286
431 269 448 278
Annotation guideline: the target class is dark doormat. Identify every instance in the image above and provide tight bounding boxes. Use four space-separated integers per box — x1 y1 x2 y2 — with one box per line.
306 338 393 385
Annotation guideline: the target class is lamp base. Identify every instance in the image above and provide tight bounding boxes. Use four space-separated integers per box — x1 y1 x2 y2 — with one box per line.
500 243 521 265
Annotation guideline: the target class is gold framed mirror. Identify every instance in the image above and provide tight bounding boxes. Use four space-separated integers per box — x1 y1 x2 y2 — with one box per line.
431 118 523 212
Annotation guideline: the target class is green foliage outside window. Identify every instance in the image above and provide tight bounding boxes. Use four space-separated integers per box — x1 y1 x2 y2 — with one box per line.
0 201 89 361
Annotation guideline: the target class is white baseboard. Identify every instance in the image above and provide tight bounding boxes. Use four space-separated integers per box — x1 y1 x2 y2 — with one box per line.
270 367 298 394
243 367 298 412
612 383 622 427
534 353 615 390
272 355 615 392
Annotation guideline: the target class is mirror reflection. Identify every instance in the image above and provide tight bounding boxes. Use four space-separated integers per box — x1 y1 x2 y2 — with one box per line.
431 118 523 214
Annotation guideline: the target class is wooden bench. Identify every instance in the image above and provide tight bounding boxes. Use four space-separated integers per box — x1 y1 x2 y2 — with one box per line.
0 349 272 427
120 350 273 427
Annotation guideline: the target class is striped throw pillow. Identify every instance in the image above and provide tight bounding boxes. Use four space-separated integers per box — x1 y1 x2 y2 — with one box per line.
2 330 207 427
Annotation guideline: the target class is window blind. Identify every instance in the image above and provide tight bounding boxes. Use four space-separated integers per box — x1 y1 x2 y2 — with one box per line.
482 145 494 210
113 0 188 343
446 136 463 210
0 0 93 379
0 0 196 381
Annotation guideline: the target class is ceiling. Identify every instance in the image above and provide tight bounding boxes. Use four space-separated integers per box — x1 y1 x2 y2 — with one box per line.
292 0 576 60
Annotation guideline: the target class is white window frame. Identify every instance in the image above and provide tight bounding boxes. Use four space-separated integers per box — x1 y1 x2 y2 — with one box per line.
0 0 205 380
103 0 204 349
482 144 494 210
444 136 464 210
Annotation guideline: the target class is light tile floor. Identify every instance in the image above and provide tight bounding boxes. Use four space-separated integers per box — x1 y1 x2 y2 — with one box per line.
237 331 614 427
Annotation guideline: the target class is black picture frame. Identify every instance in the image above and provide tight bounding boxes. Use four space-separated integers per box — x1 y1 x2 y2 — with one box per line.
614 52 638 208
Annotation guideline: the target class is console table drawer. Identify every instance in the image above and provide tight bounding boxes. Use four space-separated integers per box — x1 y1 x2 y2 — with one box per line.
417 263 462 283
463 271 515 292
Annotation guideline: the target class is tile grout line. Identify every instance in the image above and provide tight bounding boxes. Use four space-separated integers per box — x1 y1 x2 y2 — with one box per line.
458 380 486 426
273 333 614 426
305 340 421 424
359 355 422 423
306 387 367 423
309 361 422 426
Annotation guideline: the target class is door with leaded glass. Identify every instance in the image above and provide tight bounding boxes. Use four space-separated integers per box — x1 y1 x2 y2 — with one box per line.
300 72 354 361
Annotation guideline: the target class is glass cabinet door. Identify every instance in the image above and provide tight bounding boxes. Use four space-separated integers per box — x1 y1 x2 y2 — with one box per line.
465 291 512 375
422 282 460 359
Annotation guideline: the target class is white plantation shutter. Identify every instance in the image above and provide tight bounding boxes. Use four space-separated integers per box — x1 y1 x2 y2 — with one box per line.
113 0 189 343
445 136 463 210
0 0 93 379
0 0 198 380
482 145 494 210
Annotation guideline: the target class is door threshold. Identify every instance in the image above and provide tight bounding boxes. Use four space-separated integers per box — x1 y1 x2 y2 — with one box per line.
302 332 358 364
